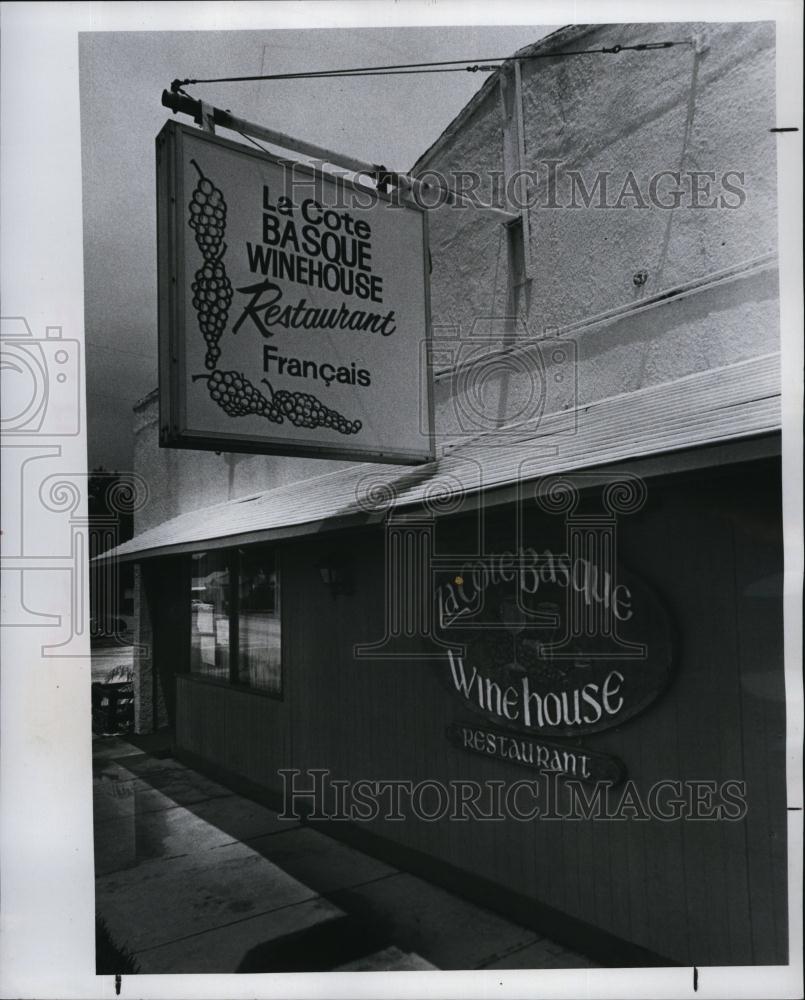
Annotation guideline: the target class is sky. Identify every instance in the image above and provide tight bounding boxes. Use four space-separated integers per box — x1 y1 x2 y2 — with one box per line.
79 23 556 472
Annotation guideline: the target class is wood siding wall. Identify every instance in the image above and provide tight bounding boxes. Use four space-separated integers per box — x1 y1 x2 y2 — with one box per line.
175 461 787 966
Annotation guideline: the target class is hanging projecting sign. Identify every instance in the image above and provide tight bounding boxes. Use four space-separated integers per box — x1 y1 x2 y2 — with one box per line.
156 120 434 463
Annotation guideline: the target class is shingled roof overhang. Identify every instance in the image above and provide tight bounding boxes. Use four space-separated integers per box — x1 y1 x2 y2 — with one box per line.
94 354 781 563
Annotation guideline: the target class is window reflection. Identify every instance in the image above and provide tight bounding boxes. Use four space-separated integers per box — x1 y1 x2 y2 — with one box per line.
190 551 230 681
238 547 281 694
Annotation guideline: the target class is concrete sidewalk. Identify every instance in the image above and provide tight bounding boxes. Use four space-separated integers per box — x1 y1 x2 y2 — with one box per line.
93 736 598 973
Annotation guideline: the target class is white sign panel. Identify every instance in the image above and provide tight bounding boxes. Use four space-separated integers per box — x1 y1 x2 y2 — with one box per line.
156 120 434 463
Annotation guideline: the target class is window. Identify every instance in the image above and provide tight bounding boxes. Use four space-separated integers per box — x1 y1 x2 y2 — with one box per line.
188 545 282 696
190 550 231 682
238 546 281 694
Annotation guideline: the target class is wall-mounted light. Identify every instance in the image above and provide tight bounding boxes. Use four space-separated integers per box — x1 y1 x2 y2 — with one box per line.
316 555 354 597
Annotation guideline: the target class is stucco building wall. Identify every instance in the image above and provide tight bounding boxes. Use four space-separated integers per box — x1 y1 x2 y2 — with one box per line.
418 21 777 441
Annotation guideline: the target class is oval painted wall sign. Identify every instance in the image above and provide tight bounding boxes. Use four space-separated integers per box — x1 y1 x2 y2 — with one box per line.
434 560 674 737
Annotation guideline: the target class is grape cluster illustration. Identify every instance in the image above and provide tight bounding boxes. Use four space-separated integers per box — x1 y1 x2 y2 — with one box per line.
188 159 232 370
188 159 227 257
192 371 281 423
265 381 362 435
191 259 233 370
187 159 363 439
193 372 361 436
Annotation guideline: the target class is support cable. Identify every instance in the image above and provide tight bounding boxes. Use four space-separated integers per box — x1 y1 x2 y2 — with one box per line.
169 41 689 91
163 39 690 211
